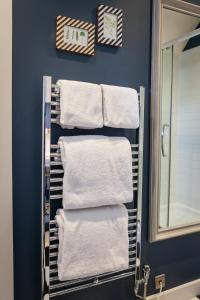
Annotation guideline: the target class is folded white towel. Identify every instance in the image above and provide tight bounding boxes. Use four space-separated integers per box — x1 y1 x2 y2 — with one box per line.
55 205 129 281
58 135 133 209
57 80 103 129
101 84 139 129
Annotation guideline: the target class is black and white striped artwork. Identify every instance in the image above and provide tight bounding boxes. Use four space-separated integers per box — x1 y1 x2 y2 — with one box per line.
97 5 123 47
56 16 95 56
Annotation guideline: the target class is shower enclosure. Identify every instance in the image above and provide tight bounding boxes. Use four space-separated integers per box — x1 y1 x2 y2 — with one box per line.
159 17 200 229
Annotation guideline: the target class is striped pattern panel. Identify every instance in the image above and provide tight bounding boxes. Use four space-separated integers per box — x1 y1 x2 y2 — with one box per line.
56 15 95 56
97 5 123 47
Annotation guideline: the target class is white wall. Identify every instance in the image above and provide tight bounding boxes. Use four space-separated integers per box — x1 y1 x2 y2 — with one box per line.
174 46 200 212
162 8 199 48
0 0 13 299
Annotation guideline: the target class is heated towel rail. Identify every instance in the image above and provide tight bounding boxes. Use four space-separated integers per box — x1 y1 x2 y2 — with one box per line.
42 76 145 300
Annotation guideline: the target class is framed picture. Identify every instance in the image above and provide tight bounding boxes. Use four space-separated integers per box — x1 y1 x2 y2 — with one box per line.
56 16 95 56
97 5 123 47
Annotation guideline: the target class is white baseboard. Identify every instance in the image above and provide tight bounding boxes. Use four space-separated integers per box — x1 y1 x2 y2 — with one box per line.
147 279 200 300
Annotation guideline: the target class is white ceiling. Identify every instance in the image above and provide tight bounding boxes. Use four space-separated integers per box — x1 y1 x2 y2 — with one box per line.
162 8 199 52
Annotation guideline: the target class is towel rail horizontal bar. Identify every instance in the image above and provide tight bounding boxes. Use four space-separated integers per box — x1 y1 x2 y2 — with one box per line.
51 84 58 89
49 237 136 243
49 220 137 229
129 257 136 263
49 209 137 226
50 162 63 166
49 195 62 200
132 151 139 155
49 214 137 225
51 92 60 97
49 240 137 252
49 173 137 180
49 229 136 242
50 186 63 192
49 253 58 258
50 151 139 158
49 175 137 181
50 153 62 158
49 190 137 199
50 83 140 94
49 265 136 285
49 230 136 242
50 236 58 242
48 215 137 223
50 182 138 192
49 227 136 235
51 110 60 114
50 158 139 167
48 236 136 249
128 216 137 220
129 230 137 234
129 250 136 256
50 275 99 286
49 244 59 250
50 83 141 95
49 249 136 259
128 223 137 228
50 269 58 274
51 118 59 123
51 101 60 106
49 253 136 265
50 170 64 175
49 256 136 267
128 209 137 213
49 228 58 233
129 236 137 242
50 178 63 183
50 145 60 149
49 260 59 266
49 226 136 234
49 269 136 297
50 144 139 149
132 159 139 163
132 166 139 170
128 244 136 249
51 157 138 163
50 279 59 284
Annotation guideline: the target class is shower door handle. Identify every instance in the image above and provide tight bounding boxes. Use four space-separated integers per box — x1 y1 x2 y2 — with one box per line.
161 124 170 157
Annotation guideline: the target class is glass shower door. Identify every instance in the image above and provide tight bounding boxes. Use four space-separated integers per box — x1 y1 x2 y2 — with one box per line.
159 46 173 228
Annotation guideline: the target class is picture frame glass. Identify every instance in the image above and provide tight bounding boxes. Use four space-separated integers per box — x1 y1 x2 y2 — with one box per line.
103 12 117 40
63 25 88 47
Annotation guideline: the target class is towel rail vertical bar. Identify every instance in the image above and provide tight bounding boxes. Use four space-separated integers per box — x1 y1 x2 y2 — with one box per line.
42 76 52 300
135 86 145 290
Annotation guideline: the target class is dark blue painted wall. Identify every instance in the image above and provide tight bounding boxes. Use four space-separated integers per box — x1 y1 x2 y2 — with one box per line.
12 0 200 300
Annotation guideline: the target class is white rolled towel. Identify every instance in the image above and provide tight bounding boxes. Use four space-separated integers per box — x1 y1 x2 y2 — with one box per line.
58 135 133 209
55 205 129 281
101 84 139 129
57 80 103 129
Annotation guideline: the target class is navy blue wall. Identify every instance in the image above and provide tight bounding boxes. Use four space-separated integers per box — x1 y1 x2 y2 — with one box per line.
13 1 200 300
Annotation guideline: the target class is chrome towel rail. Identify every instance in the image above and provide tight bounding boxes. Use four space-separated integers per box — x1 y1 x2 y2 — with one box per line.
42 76 145 300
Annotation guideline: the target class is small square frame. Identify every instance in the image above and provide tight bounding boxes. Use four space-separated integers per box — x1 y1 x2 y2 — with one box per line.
97 5 123 47
56 16 95 56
